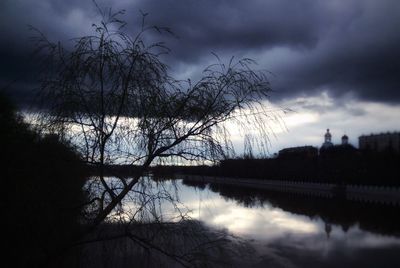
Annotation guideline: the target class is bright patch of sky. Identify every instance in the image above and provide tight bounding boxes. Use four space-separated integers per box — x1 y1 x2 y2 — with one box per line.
226 91 400 156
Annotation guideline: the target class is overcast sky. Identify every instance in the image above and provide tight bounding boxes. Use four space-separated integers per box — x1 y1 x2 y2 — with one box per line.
1 0 399 154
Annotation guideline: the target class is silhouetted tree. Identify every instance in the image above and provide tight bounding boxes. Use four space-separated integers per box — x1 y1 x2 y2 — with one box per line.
34 3 273 266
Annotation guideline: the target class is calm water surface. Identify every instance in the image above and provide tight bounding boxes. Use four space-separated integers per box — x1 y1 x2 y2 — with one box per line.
172 179 400 267
91 177 400 267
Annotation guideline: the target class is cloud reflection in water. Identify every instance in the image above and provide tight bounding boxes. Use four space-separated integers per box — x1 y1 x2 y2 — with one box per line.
174 179 400 267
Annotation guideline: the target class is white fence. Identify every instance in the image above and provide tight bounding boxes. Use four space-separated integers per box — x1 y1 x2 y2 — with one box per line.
179 175 400 205
347 185 400 205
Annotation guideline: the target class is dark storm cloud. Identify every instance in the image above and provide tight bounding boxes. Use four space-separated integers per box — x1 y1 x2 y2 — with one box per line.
0 0 98 105
132 0 325 62
1 0 399 106
271 0 400 102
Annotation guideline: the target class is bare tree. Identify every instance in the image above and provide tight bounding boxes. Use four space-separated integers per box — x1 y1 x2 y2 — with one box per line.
34 6 171 209
35 4 273 266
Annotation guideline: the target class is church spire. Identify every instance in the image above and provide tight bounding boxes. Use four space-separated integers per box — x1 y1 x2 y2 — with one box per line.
325 129 332 143
321 129 333 149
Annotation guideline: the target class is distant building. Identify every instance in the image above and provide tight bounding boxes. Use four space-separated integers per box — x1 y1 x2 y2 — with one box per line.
321 129 333 149
359 132 400 153
278 146 318 159
341 134 349 145
320 130 356 156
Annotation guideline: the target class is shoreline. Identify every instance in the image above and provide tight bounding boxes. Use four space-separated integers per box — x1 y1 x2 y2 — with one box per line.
178 175 400 206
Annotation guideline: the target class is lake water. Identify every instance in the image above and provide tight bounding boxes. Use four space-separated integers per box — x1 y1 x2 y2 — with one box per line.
88 177 400 267
172 179 400 267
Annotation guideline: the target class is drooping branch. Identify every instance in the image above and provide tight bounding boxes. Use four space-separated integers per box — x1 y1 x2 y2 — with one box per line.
35 5 276 265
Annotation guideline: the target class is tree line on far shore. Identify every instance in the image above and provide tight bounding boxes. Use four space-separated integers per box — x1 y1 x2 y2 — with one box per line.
152 149 400 186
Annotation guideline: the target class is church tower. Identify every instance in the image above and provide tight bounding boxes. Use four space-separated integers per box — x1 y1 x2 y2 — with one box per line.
321 129 333 149
341 134 349 145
